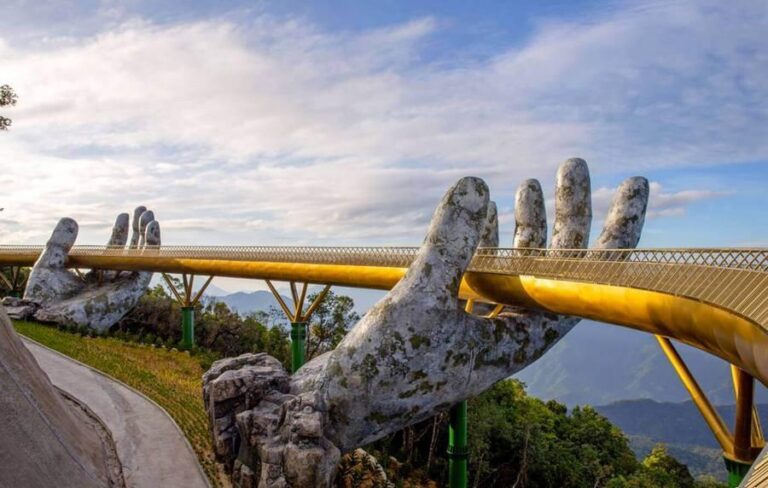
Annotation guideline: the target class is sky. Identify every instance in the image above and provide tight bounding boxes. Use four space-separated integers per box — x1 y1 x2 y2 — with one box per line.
1 0 767 293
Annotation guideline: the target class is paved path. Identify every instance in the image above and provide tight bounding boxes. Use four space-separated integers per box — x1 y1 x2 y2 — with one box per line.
23 338 210 488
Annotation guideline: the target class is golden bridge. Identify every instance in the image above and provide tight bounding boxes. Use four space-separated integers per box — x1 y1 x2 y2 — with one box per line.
1 244 767 486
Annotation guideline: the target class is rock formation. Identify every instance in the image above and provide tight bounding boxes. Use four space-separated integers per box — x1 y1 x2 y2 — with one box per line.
20 207 160 331
203 158 650 488
0 305 123 487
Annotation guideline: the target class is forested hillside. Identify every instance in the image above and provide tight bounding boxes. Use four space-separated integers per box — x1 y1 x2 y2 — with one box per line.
596 399 768 481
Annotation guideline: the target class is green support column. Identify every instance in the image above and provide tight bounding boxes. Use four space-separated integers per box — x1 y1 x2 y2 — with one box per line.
181 306 195 348
290 322 306 373
448 400 468 488
724 457 751 488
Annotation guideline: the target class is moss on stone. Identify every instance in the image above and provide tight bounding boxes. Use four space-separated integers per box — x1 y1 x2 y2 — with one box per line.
408 335 431 349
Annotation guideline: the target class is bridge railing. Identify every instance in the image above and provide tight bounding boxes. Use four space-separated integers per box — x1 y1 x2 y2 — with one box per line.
1 245 767 270
1 245 766 327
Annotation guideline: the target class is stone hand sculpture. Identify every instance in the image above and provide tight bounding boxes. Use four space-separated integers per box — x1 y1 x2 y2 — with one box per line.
203 158 650 488
21 206 160 331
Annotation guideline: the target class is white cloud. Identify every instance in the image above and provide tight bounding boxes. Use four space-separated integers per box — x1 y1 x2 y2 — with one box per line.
0 1 764 245
592 181 725 223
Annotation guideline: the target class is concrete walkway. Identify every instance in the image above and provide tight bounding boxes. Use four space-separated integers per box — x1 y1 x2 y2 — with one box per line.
23 338 210 488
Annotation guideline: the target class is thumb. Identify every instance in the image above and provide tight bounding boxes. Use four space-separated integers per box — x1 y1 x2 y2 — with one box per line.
36 218 78 269
400 177 489 300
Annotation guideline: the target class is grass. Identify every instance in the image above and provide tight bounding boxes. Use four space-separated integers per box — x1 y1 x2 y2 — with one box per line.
13 320 224 487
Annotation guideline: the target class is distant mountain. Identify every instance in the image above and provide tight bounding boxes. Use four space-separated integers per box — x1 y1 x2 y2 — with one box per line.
595 399 768 480
209 286 385 317
214 290 285 316
514 320 768 406
149 276 230 297
201 283 230 297
597 399 768 449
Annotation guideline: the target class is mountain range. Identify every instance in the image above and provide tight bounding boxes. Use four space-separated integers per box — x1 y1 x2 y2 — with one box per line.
515 320 768 406
595 399 768 480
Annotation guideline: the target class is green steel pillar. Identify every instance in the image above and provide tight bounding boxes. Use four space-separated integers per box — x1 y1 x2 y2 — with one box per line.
724 457 751 488
290 322 307 373
448 400 468 488
181 306 195 348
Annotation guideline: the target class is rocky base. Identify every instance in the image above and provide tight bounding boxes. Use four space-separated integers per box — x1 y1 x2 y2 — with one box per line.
203 353 341 488
2 296 39 320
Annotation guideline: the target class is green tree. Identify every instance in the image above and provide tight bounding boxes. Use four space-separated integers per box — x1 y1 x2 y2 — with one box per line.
305 290 359 360
606 444 712 488
1 84 17 130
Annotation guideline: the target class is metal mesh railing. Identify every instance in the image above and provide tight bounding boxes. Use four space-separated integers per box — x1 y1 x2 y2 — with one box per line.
1 245 767 269
1 245 767 328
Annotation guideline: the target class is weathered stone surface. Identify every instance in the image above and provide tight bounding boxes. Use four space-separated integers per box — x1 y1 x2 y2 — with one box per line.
513 178 547 248
595 177 649 249
205 158 650 487
551 157 592 249
479 200 498 248
1 296 39 320
204 355 340 487
129 206 147 249
0 305 123 487
24 207 160 331
203 353 290 466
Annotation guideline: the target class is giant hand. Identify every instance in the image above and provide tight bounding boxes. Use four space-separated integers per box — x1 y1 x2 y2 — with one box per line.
23 206 160 331
203 158 649 488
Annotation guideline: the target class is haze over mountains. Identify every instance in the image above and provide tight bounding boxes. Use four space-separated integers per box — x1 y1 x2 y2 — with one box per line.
516 320 768 406
595 399 768 480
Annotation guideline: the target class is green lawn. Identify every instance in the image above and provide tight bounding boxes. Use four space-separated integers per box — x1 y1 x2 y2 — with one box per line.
13 321 224 487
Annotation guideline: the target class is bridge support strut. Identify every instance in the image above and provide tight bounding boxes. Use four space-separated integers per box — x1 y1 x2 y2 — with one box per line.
162 273 214 348
657 335 765 487
266 280 331 373
446 300 503 488
182 306 195 349
0 266 27 298
448 400 468 488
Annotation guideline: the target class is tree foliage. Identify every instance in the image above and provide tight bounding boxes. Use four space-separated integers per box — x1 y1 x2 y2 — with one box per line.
305 290 360 360
368 379 724 488
115 284 291 366
0 84 17 130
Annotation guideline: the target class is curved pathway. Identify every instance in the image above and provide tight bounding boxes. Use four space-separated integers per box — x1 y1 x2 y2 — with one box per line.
22 338 210 488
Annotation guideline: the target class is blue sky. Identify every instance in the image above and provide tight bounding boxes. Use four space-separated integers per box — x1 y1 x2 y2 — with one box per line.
1 0 766 285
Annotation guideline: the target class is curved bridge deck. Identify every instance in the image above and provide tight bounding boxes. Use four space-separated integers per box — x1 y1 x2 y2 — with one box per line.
1 245 766 383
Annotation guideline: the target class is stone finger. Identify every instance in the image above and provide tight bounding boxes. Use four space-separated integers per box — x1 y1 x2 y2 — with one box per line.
138 210 155 248
144 221 161 247
595 177 649 250
551 158 592 249
108 213 129 248
129 206 147 249
513 179 547 248
479 201 499 248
